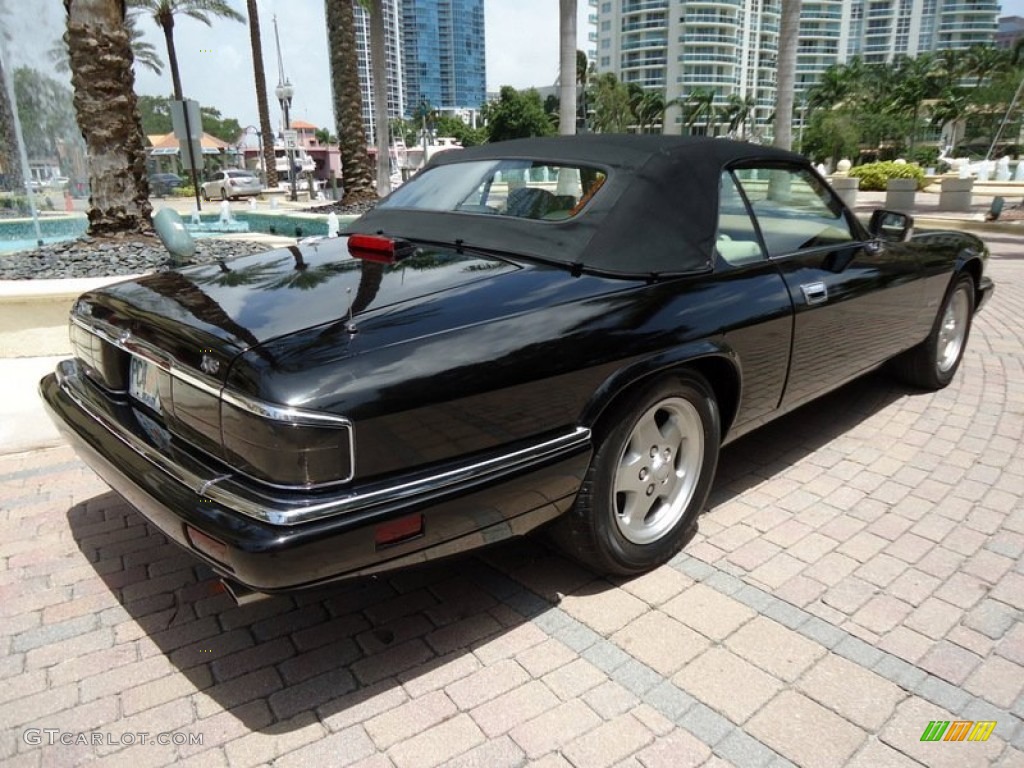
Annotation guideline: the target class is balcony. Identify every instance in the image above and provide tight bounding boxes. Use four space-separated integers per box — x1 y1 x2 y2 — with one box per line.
621 0 668 13
621 36 669 50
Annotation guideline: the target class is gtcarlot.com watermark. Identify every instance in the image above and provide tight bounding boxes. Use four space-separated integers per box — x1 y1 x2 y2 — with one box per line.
23 728 203 747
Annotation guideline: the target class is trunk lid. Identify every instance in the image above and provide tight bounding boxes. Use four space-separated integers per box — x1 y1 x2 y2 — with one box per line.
75 238 519 379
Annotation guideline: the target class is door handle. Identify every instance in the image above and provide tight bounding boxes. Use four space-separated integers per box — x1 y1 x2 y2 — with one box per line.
801 281 828 305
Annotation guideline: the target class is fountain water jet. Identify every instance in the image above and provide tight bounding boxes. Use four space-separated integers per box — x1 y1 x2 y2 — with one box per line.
0 39 42 247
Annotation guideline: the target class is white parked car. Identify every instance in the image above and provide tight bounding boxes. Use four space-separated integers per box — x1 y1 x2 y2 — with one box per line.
201 170 262 201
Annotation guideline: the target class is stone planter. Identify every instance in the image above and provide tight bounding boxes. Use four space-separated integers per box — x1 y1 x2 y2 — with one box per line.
938 177 974 212
885 178 918 212
830 176 859 209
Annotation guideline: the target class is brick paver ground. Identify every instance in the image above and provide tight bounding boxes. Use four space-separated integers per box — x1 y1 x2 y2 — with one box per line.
2 242 1022 767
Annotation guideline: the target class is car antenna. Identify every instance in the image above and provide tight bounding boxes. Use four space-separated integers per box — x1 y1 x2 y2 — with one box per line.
344 287 359 335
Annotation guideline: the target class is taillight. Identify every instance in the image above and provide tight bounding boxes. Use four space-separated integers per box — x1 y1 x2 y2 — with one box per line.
347 235 414 264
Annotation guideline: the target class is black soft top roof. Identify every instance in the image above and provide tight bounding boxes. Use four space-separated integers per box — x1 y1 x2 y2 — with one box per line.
350 135 809 277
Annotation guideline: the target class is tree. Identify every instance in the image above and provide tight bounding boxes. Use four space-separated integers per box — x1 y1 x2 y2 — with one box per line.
324 0 375 202
433 114 485 147
64 0 152 235
576 49 591 130
558 0 576 135
773 0 801 150
679 87 716 134
590 73 631 133
484 86 555 142
136 94 242 141
365 0 390 195
50 10 163 75
245 0 277 188
627 84 666 133
0 0 23 191
802 109 860 168
129 0 244 101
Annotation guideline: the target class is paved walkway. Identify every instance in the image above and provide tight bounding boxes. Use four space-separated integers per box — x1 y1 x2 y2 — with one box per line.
1 233 1022 765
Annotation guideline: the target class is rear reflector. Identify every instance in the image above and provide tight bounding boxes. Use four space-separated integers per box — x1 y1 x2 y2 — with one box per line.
374 513 424 548
348 234 414 263
186 525 229 565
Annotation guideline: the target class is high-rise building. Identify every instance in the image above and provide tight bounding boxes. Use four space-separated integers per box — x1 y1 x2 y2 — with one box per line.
403 0 486 118
596 0 780 137
352 0 486 141
353 1 406 145
595 0 999 138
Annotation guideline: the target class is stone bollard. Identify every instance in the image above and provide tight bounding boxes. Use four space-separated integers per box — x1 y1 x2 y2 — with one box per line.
885 178 918 212
830 176 859 209
938 176 974 212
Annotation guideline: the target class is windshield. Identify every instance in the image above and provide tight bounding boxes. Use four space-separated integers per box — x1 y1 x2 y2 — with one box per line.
379 160 607 222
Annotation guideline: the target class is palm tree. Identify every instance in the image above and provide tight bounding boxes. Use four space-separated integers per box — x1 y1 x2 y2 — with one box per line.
50 11 163 75
366 0 391 195
721 92 755 138
773 0 801 149
65 0 152 235
558 0 576 135
885 55 926 153
245 0 277 188
129 0 244 101
627 85 665 133
680 88 716 134
324 0 374 203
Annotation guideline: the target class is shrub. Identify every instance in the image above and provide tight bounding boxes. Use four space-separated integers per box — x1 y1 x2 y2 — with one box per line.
0 195 31 215
908 146 940 167
848 161 926 191
173 185 197 198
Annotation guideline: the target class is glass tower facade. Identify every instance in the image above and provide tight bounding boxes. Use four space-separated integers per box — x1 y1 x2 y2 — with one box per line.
403 0 486 116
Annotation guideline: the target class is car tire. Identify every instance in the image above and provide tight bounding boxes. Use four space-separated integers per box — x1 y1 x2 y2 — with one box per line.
221 187 230 201
554 372 720 575
892 274 974 390
201 188 210 201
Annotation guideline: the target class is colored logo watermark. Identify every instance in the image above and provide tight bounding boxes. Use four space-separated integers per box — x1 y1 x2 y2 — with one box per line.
920 721 996 742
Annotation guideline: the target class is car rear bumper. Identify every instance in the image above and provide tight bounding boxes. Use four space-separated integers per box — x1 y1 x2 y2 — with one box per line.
41 360 591 591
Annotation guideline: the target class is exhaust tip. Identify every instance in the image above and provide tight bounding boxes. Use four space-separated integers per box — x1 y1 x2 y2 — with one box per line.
220 578 274 606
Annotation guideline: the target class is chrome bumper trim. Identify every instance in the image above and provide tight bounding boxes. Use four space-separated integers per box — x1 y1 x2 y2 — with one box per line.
53 359 591 527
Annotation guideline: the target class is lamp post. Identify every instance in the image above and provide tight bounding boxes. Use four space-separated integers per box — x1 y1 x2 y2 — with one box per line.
276 79 298 202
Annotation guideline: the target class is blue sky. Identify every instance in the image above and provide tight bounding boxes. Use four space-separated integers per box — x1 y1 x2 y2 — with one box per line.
3 0 1024 137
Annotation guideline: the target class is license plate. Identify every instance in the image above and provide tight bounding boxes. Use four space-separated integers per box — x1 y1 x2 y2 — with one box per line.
129 355 162 414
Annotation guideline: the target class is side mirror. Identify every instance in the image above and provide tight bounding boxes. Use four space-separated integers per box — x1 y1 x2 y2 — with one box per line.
868 209 914 242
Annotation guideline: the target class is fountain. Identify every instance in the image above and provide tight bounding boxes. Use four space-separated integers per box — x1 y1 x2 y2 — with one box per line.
326 211 339 237
0 39 43 247
1017 162 1024 182
183 200 249 234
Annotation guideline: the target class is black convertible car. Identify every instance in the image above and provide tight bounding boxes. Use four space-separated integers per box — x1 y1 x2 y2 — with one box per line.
42 136 993 601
